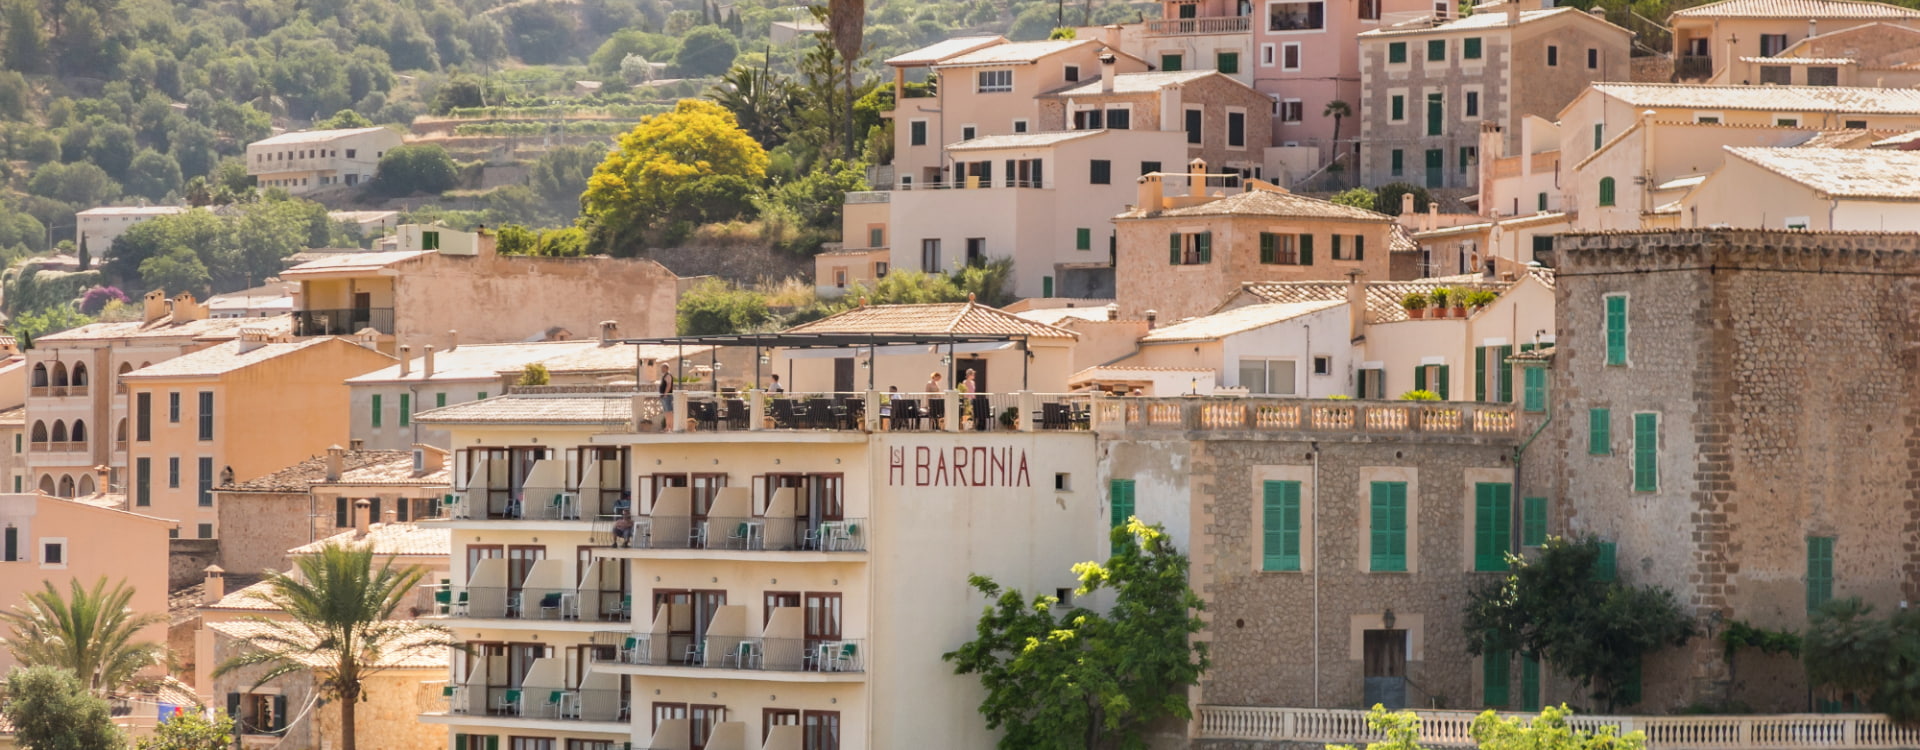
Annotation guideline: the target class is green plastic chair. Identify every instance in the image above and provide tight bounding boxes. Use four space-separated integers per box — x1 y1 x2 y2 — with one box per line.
497 688 522 715
834 642 858 671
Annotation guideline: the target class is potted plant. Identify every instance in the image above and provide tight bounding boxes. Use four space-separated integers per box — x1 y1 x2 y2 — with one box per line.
1401 291 1429 319
1428 287 1452 317
998 405 1020 429
1446 288 1468 318
1465 289 1499 311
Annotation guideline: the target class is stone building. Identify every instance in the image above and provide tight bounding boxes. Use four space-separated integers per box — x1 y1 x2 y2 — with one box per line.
1545 229 1920 711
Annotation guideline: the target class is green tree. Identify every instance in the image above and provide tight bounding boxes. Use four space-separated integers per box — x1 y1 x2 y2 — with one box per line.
27 161 119 206
0 665 127 750
1464 537 1695 711
314 109 373 129
676 278 771 335
1373 182 1433 216
139 246 212 298
518 363 551 386
1330 187 1378 210
137 710 237 750
7 306 94 347
372 143 458 197
767 159 867 230
1804 598 1920 721
944 520 1208 750
584 99 768 251
0 577 167 696
2 0 46 73
710 61 799 148
214 544 446 750
495 224 538 255
1471 706 1647 750
125 149 183 202
1323 99 1353 151
673 25 739 77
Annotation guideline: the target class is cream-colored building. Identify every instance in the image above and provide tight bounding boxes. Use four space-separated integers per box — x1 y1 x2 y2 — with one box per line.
1038 70 1277 179
347 338 622 451
777 301 1081 397
1410 210 1572 276
26 293 280 497
122 333 394 539
1475 115 1564 219
212 445 452 577
246 127 403 194
1726 22 1920 86
207 281 298 320
1678 147 1920 230
281 227 679 353
414 383 1100 750
75 205 188 260
1669 0 1920 82
0 492 175 677
816 192 893 297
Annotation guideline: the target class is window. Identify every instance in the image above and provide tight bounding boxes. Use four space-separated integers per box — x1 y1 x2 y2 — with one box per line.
1262 480 1302 571
1522 656 1542 711
1390 94 1405 122
920 239 941 271
1483 646 1511 707
1064 64 1080 82
1388 41 1407 64
168 457 180 489
1775 116 1799 127
1390 149 1404 176
1259 232 1308 264
1412 363 1449 399
1107 108 1131 130
1694 112 1722 124
1632 412 1659 492
198 457 214 507
1169 231 1213 265
1228 111 1246 147
1360 0 1380 19
372 394 384 428
1278 99 1303 123
1075 228 1092 251
1262 43 1276 66
421 231 440 250
197 523 213 539
41 539 63 567
1268 0 1325 30
1161 53 1184 71
1426 93 1443 136
1807 536 1834 613
1808 67 1839 86
1597 176 1616 207
1012 119 1029 133
1465 90 1479 118
136 393 151 441
1845 119 1867 130
1522 367 1547 412
1594 541 1618 581
1473 483 1512 571
1184 108 1202 144
1337 233 1363 260
1369 481 1408 572
1464 37 1482 59
909 120 927 146
1593 123 1604 151
976 70 1013 92
960 125 976 141
1546 45 1558 66
1109 479 1135 528
1217 51 1240 74
1459 146 1476 173
1282 43 1302 70
1312 355 1332 375
1055 472 1072 491
1141 161 1162 176
868 228 884 248
1588 407 1611 455
135 458 150 506
1604 294 1628 365
168 392 180 423
1538 193 1549 211
1521 497 1547 546
1427 39 1445 62
1760 65 1792 85
1090 159 1112 185
399 393 411 427
1759 33 1788 56
197 391 214 440
1238 358 1297 395
2 526 13 561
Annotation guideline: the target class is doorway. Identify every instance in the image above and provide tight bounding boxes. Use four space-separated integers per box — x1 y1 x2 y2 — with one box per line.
1363 629 1408 708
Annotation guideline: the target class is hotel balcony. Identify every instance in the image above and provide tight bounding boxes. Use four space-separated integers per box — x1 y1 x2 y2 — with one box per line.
587 603 866 683
1092 397 1519 440
634 390 1092 435
292 307 394 336
440 485 625 525
1144 15 1251 34
423 657 630 735
431 557 632 628
588 486 866 561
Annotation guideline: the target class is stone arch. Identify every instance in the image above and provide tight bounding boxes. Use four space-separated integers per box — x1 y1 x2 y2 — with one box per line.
56 474 74 497
71 363 88 387
70 419 86 443
77 474 95 496
117 362 133 375
30 363 46 388
49 361 68 387
49 420 66 443
37 475 54 495
30 421 46 443
116 418 127 444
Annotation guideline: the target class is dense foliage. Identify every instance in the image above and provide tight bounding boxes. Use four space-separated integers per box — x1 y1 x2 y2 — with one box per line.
1803 598 1920 722
583 99 769 252
137 710 238 750
0 577 166 696
0 665 127 750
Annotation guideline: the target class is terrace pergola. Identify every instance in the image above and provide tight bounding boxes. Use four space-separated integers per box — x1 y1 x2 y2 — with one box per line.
620 332 1037 391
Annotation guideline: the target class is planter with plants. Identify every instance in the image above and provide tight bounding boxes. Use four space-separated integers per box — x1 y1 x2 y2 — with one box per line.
1464 289 1499 312
1428 288 1453 318
1401 292 1429 319
998 406 1020 429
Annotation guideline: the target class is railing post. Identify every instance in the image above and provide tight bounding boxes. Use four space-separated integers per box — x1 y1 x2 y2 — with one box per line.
1017 391 1036 433
748 389 765 431
865 390 882 431
943 391 961 432
672 390 688 432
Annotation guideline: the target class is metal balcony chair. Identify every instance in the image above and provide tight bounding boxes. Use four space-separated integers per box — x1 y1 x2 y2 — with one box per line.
496 688 522 716
722 640 761 669
539 690 565 718
726 522 751 549
829 642 858 672
537 592 562 619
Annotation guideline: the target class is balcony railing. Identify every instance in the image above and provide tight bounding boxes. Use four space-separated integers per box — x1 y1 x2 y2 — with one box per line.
1195 706 1920 749
444 487 629 521
293 307 395 336
591 632 866 674
1676 55 1713 81
895 179 1053 191
642 391 1092 434
1093 397 1518 436
31 441 87 453
1145 15 1251 34
435 585 633 622
462 685 627 723
592 515 867 552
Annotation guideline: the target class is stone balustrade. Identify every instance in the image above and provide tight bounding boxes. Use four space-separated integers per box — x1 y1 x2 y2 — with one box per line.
1195 706 1920 749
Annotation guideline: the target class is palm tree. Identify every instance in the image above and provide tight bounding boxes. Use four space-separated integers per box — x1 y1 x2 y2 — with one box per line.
826 0 866 156
0 577 167 696
214 544 444 750
1323 99 1353 154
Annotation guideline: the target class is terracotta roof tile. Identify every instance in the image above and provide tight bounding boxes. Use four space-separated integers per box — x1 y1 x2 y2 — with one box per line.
279 250 429 277
1726 146 1920 200
413 393 636 425
120 337 359 379
219 450 416 493
35 313 289 344
1118 189 1394 222
1232 275 1522 323
1140 300 1346 343
290 523 450 557
1670 0 1920 19
206 620 448 669
1589 82 1920 114
0 405 25 426
785 302 1078 338
1045 70 1218 96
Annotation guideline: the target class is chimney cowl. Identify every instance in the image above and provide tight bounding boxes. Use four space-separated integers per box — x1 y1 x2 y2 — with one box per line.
398 345 412 377
353 499 372 538
325 445 345 482
423 345 436 378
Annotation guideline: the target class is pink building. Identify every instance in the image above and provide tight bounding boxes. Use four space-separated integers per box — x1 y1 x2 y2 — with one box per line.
1251 0 1442 165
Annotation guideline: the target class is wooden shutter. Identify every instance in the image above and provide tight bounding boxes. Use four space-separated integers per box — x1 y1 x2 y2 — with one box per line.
1437 365 1451 400
1262 480 1301 571
1497 345 1515 403
1474 347 1488 402
1260 233 1275 264
1522 497 1547 546
486 736 500 750
1632 413 1657 491
1196 232 1212 263
1354 234 1364 260
1807 536 1834 612
1299 233 1314 265
400 393 411 426
1523 367 1547 412
1169 233 1182 264
1370 482 1406 571
1109 479 1136 529
1594 541 1617 581
454 734 468 750
1413 366 1427 393
372 394 383 428
1521 657 1541 711
272 695 288 731
1483 646 1510 707
1473 483 1510 571
1331 234 1343 260
1588 408 1610 455
1605 296 1628 364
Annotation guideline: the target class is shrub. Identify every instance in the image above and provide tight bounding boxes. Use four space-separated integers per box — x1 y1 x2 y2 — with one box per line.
1399 389 1441 401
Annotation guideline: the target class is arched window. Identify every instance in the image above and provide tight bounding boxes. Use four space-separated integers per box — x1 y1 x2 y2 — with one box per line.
116 418 128 444
30 364 46 388
30 421 46 443
49 362 68 388
70 420 86 443
49 421 66 443
1598 177 1616 207
77 474 95 496
72 363 88 387
57 475 75 497
37 475 54 495
117 362 133 375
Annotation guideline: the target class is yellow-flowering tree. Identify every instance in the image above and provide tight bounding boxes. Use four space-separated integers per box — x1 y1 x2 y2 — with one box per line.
583 99 769 252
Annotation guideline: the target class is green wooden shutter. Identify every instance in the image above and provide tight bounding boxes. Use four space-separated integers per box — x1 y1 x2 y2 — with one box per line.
1370 482 1407 572
1043 276 1054 298
272 695 288 731
1632 412 1658 492
1196 232 1212 263
1353 234 1364 260
400 393 411 427
486 736 500 750
1389 41 1406 63
1110 479 1136 529
1414 366 1427 393
1464 37 1482 59
454 734 468 750
1522 497 1547 546
1605 295 1628 365
477 391 487 400
1497 345 1515 403
1331 234 1343 260
2 525 14 561
1620 660 1643 706
1262 480 1302 571
1473 483 1511 571
1474 347 1489 402
1599 177 1616 206
1521 656 1541 710
1260 233 1275 264
1391 95 1404 121
1594 123 1604 150
437 392 447 408
1594 541 1617 581
1483 646 1510 707
226 693 241 726
1807 536 1834 613
1588 407 1611 455
1169 233 1182 264
1428 39 1445 61
1437 365 1451 400
372 394 383 428
1523 367 1547 412
1076 228 1091 250
1299 234 1314 264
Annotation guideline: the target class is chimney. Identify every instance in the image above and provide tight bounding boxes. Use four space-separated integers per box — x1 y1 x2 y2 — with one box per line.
381 508 398 527
398 345 411 377
423 345 436 378
1100 49 1117 93
1400 192 1416 217
171 293 206 323
1137 173 1164 211
325 444 344 482
1484 258 1498 280
201 565 226 606
1345 268 1369 341
446 330 459 352
353 499 371 538
1809 18 1817 37
235 328 270 354
1427 201 1440 232
1145 309 1158 329
1106 303 1120 321
143 290 168 325
1102 23 1122 47
1506 0 1520 25
350 438 364 451
1188 158 1208 197
93 464 110 495
599 321 619 346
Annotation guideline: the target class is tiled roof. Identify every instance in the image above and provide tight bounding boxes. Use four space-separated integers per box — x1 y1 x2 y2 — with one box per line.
534 343 653 374
35 313 288 344
1726 146 1920 200
290 523 450 557
337 456 451 487
347 340 602 384
1013 307 1116 326
1795 129 1880 148
1388 224 1420 253
67 492 127 510
886 36 1005 66
1587 82 1920 114
279 250 429 277
937 39 1092 66
947 130 1105 151
1119 188 1394 222
1140 300 1346 343
219 450 414 493
206 619 449 669
1046 70 1217 96
253 126 394 146
1233 275 1519 323
206 579 281 611
1670 0 1920 19
1737 56 1857 64
76 205 189 217
120 337 355 380
413 393 636 425
785 302 1079 339
1873 129 1920 147
0 405 25 426
1361 6 1613 36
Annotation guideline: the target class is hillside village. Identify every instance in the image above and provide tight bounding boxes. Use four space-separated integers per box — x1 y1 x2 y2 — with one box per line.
8 0 1920 748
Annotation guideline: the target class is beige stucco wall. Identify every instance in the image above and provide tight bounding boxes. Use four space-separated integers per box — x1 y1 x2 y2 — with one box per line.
775 340 1077 395
1673 15 1920 82
246 128 401 195
392 253 679 351
0 494 173 677
1037 73 1276 173
1115 212 1395 320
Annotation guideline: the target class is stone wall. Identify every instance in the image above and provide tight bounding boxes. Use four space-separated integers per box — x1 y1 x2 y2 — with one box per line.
395 250 680 351
312 670 447 750
216 491 314 576
1549 229 1920 712
169 538 220 590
